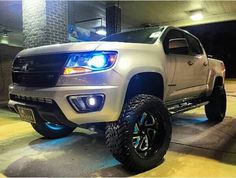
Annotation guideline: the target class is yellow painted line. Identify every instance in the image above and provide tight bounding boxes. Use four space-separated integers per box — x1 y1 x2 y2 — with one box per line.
0 173 7 178
0 121 34 142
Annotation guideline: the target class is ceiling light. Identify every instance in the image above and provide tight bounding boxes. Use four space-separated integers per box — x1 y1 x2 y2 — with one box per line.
96 27 107 36
1 29 9 38
0 35 9 44
75 17 107 36
2 33 8 38
190 10 204 21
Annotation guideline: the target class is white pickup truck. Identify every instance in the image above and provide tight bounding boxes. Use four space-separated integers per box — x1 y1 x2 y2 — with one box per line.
8 26 226 172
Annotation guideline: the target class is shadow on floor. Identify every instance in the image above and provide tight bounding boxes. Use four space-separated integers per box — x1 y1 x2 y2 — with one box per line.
3 114 236 177
3 129 135 177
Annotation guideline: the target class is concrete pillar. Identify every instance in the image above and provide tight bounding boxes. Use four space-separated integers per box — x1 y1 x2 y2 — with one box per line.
106 5 121 36
22 0 68 48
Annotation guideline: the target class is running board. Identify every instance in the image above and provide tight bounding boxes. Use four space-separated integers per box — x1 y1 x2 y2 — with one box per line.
167 100 209 116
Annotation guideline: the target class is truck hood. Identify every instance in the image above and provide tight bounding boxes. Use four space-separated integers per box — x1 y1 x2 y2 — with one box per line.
17 41 157 57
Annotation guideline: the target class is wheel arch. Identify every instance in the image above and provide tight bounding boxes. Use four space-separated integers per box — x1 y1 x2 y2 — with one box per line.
124 72 164 102
207 75 224 96
214 76 224 87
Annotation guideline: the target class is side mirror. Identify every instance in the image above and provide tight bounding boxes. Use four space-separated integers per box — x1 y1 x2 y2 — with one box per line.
168 38 189 55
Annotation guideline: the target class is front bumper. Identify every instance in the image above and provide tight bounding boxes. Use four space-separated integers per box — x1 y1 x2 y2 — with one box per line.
8 85 123 125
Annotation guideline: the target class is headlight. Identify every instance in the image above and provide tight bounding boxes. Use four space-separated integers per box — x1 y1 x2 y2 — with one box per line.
63 51 118 75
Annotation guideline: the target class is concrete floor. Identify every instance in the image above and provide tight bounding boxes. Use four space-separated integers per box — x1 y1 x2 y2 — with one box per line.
1 81 236 177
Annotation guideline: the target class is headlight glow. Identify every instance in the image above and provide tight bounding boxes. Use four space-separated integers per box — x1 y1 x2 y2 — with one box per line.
87 55 106 69
64 51 117 75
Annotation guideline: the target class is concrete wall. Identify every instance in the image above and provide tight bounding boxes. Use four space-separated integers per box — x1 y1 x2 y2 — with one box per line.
0 44 22 105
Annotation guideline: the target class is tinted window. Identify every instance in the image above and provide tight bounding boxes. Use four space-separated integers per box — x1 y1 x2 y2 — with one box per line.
163 30 186 54
100 27 164 44
186 34 203 55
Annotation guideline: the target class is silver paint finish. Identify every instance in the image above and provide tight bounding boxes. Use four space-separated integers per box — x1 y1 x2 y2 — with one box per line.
9 27 225 125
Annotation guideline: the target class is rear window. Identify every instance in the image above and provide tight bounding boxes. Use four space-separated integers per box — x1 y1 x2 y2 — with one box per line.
186 34 203 55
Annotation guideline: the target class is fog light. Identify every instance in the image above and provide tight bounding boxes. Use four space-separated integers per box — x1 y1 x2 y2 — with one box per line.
87 97 96 107
68 94 105 113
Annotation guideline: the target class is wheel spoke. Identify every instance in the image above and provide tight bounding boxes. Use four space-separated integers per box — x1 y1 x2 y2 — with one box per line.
133 123 140 134
146 128 157 141
144 114 156 127
133 133 140 137
140 112 148 126
139 135 149 151
133 123 141 148
133 135 141 148
144 114 159 142
132 111 165 158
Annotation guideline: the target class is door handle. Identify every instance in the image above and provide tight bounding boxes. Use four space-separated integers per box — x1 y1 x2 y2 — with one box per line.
187 60 193 65
203 61 208 66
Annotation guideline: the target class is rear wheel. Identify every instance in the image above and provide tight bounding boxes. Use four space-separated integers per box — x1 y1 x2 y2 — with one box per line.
32 122 76 139
106 94 172 172
205 86 226 122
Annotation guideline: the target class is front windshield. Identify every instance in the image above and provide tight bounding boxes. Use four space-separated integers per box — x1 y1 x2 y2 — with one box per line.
100 26 165 44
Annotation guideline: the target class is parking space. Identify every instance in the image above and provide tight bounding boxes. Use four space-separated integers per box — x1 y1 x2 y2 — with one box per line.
0 81 236 177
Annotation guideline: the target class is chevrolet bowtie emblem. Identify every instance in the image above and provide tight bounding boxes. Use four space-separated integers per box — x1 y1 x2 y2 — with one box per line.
22 63 29 72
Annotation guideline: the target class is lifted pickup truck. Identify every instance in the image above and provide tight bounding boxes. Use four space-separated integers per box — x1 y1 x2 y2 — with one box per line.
8 26 226 172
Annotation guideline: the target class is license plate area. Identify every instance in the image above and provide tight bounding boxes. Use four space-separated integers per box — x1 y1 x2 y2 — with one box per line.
17 106 36 123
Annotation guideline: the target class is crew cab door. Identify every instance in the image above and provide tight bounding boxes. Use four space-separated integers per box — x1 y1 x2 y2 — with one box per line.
184 32 208 90
164 29 208 101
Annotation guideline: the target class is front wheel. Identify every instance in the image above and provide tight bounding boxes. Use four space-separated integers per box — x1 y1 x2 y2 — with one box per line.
106 94 172 172
205 86 226 122
32 122 76 139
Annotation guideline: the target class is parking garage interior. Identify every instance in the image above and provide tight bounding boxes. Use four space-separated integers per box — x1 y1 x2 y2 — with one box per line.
1 1 236 177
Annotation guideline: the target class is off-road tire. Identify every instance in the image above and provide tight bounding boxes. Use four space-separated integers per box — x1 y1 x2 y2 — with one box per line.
205 86 226 122
32 122 76 139
106 94 172 172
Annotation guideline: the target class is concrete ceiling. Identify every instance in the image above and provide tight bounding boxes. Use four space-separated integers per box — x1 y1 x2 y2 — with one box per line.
70 1 236 29
119 1 236 29
1 1 236 30
1 0 236 45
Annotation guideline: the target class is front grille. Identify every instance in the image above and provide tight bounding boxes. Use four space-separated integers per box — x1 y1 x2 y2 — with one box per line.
12 53 69 87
